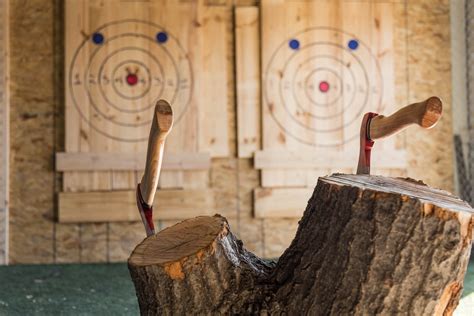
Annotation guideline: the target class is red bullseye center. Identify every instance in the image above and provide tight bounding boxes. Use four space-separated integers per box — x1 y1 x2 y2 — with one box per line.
319 81 330 93
126 74 138 86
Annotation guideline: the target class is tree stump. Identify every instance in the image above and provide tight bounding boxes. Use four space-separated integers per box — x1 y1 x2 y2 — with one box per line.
128 174 474 315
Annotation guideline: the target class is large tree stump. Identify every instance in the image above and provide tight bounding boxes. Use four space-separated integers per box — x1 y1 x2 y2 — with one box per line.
128 174 474 315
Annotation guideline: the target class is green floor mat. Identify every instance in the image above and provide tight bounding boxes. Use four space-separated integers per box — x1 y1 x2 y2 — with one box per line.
0 263 138 315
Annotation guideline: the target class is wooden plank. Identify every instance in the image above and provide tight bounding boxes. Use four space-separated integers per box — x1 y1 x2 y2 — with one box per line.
158 171 183 189
235 6 260 158
261 169 329 188
198 6 230 157
0 0 9 265
263 218 298 258
254 187 314 218
255 149 407 170
59 189 215 223
56 152 211 171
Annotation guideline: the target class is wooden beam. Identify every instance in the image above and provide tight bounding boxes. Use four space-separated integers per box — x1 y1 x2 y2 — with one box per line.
58 189 215 223
56 152 211 172
236 6 261 158
254 187 313 218
254 150 407 170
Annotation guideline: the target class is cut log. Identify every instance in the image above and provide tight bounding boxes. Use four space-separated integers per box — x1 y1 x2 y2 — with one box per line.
128 174 474 315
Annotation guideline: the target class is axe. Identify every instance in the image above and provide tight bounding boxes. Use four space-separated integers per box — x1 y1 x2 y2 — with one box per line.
137 100 174 236
356 96 442 175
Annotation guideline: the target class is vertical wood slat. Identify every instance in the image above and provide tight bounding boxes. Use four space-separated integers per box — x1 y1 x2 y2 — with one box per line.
235 6 260 158
198 5 231 157
0 0 8 265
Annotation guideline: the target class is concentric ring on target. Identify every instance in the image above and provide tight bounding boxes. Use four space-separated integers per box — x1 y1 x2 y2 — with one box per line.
284 43 369 125
291 55 357 114
111 60 153 101
303 67 343 106
68 19 193 142
264 27 384 147
93 44 167 115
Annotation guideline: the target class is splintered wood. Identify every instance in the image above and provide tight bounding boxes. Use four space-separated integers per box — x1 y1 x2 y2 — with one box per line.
129 174 473 315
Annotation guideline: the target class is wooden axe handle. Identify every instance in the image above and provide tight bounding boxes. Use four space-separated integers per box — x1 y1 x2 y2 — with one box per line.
140 100 173 206
369 96 442 140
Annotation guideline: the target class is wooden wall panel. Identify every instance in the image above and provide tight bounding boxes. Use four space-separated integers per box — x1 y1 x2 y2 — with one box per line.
7 0 455 264
59 189 215 223
254 187 313 218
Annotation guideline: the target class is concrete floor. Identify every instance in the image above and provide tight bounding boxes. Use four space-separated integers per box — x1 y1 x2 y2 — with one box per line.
0 259 473 315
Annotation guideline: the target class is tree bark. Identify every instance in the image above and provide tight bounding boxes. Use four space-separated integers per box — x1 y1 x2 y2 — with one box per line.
128 174 474 315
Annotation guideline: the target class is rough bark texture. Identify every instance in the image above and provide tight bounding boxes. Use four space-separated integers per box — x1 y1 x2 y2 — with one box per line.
128 174 474 315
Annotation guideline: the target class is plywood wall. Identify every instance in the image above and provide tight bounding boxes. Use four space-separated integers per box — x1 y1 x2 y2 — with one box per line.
8 0 454 263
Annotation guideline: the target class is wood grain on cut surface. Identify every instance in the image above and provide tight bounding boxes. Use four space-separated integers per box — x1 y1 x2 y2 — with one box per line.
129 216 225 266
325 174 472 213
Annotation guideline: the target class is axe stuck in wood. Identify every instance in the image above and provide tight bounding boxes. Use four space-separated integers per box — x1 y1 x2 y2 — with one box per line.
357 96 443 175
136 100 174 237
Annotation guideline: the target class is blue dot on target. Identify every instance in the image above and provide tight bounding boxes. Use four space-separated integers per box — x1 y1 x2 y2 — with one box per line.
289 39 300 50
348 39 359 50
92 32 104 45
156 32 168 44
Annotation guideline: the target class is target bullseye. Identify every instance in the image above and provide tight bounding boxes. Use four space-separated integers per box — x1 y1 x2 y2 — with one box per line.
126 73 139 86
264 27 384 147
319 81 329 93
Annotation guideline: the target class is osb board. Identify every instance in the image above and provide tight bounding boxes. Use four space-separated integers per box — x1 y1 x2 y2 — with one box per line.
7 0 455 264
404 1 454 192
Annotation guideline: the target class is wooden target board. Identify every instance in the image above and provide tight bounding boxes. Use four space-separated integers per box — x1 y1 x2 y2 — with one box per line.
68 19 193 143
65 0 229 156
252 0 407 216
261 0 396 151
59 0 229 222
